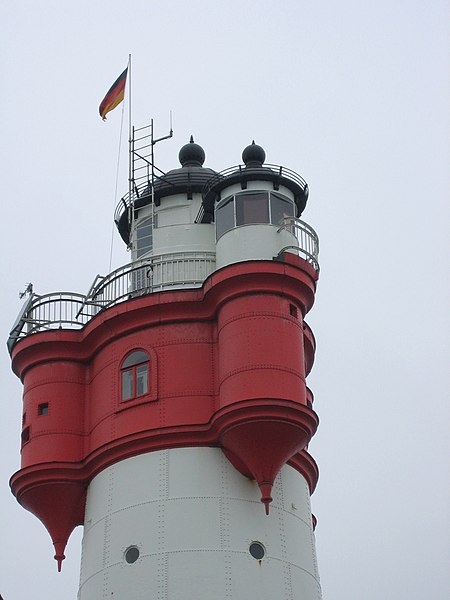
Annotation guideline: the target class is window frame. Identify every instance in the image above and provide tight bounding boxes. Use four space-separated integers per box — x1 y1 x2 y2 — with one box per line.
38 402 49 416
215 191 295 240
135 216 153 259
120 351 149 402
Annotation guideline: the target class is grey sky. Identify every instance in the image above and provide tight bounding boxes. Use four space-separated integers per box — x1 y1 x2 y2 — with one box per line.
1 1 449 598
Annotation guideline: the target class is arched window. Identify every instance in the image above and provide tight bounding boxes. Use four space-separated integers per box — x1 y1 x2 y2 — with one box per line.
121 351 149 401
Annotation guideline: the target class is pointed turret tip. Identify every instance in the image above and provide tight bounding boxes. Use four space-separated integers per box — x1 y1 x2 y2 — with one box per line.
53 541 67 572
262 496 272 515
55 553 65 572
189 135 194 143
258 481 273 515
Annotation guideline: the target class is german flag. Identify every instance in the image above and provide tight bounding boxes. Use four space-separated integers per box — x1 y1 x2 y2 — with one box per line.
99 67 128 121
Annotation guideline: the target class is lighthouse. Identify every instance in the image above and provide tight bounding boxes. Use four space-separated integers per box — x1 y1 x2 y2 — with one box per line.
8 130 322 599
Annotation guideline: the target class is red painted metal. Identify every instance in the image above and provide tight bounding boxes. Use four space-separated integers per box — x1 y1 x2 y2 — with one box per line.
10 256 319 568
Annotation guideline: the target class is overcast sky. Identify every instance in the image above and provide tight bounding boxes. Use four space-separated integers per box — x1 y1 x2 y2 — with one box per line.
1 1 449 598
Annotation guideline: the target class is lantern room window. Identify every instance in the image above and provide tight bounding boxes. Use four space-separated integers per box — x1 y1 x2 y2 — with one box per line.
215 191 295 240
121 351 149 401
235 192 269 226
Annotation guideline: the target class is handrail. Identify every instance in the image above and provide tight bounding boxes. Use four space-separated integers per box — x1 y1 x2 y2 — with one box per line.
276 217 320 272
7 223 318 352
86 252 216 310
8 252 216 352
114 163 309 227
202 163 308 200
7 292 93 347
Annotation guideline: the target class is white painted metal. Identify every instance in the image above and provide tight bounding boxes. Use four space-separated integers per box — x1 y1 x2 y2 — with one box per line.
78 447 321 600
216 224 298 269
132 193 215 262
214 182 299 269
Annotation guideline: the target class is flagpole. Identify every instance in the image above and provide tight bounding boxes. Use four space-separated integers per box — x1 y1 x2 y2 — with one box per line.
127 54 133 248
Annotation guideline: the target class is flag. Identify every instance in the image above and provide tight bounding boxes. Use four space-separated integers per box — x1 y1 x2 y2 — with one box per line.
99 67 128 121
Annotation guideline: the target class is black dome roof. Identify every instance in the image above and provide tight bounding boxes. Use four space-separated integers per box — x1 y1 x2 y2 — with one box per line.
179 136 206 167
115 137 216 244
242 141 266 167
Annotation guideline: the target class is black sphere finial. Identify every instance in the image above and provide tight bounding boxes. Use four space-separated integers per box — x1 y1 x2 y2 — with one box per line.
179 136 205 167
242 141 266 167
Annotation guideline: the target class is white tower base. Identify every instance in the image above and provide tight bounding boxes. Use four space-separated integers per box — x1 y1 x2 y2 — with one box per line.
78 447 321 600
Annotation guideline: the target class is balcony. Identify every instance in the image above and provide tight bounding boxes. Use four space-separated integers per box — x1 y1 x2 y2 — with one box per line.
7 251 216 353
276 217 320 271
7 221 319 353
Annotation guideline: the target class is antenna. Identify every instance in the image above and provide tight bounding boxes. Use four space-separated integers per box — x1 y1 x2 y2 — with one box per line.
127 116 174 252
19 282 33 299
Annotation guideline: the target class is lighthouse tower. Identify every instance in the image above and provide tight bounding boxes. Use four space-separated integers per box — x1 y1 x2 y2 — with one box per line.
8 132 321 599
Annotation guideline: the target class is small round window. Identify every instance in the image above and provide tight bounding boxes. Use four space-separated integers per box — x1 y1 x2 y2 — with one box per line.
249 541 265 560
125 546 140 564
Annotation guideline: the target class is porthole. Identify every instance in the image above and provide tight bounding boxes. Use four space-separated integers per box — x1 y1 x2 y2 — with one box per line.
125 546 140 564
249 541 265 560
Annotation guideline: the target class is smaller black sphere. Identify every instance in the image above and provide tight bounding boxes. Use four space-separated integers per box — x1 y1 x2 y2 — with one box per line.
242 141 266 167
179 136 206 167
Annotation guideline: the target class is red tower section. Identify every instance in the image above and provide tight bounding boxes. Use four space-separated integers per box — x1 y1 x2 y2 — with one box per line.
10 256 319 567
8 137 320 572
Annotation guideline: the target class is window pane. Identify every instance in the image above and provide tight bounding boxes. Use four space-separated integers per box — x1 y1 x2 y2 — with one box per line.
216 197 235 239
122 351 148 368
136 364 148 396
136 217 153 258
122 369 134 400
270 193 295 226
235 192 269 226
38 403 49 416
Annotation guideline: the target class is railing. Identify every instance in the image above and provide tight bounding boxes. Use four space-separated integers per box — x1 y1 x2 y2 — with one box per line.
7 252 216 352
202 163 308 201
114 180 150 224
85 252 216 310
7 228 318 352
6 292 94 354
277 217 320 271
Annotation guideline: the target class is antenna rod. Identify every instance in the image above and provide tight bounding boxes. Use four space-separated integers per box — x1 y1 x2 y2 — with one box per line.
128 53 132 203
127 54 133 247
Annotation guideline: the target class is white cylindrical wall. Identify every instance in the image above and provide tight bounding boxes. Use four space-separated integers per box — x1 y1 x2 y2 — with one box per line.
78 447 321 600
214 181 299 269
216 224 297 269
132 193 215 261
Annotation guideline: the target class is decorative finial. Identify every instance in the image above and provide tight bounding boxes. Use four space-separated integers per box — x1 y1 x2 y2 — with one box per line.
179 137 205 167
53 541 66 572
259 482 273 515
242 141 266 167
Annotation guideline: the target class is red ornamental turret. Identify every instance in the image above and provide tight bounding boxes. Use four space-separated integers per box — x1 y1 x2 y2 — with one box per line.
8 133 322 599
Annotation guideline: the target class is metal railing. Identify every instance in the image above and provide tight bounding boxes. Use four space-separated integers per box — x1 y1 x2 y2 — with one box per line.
7 225 318 352
8 252 217 352
6 292 94 354
85 252 216 310
202 163 308 201
277 217 320 271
